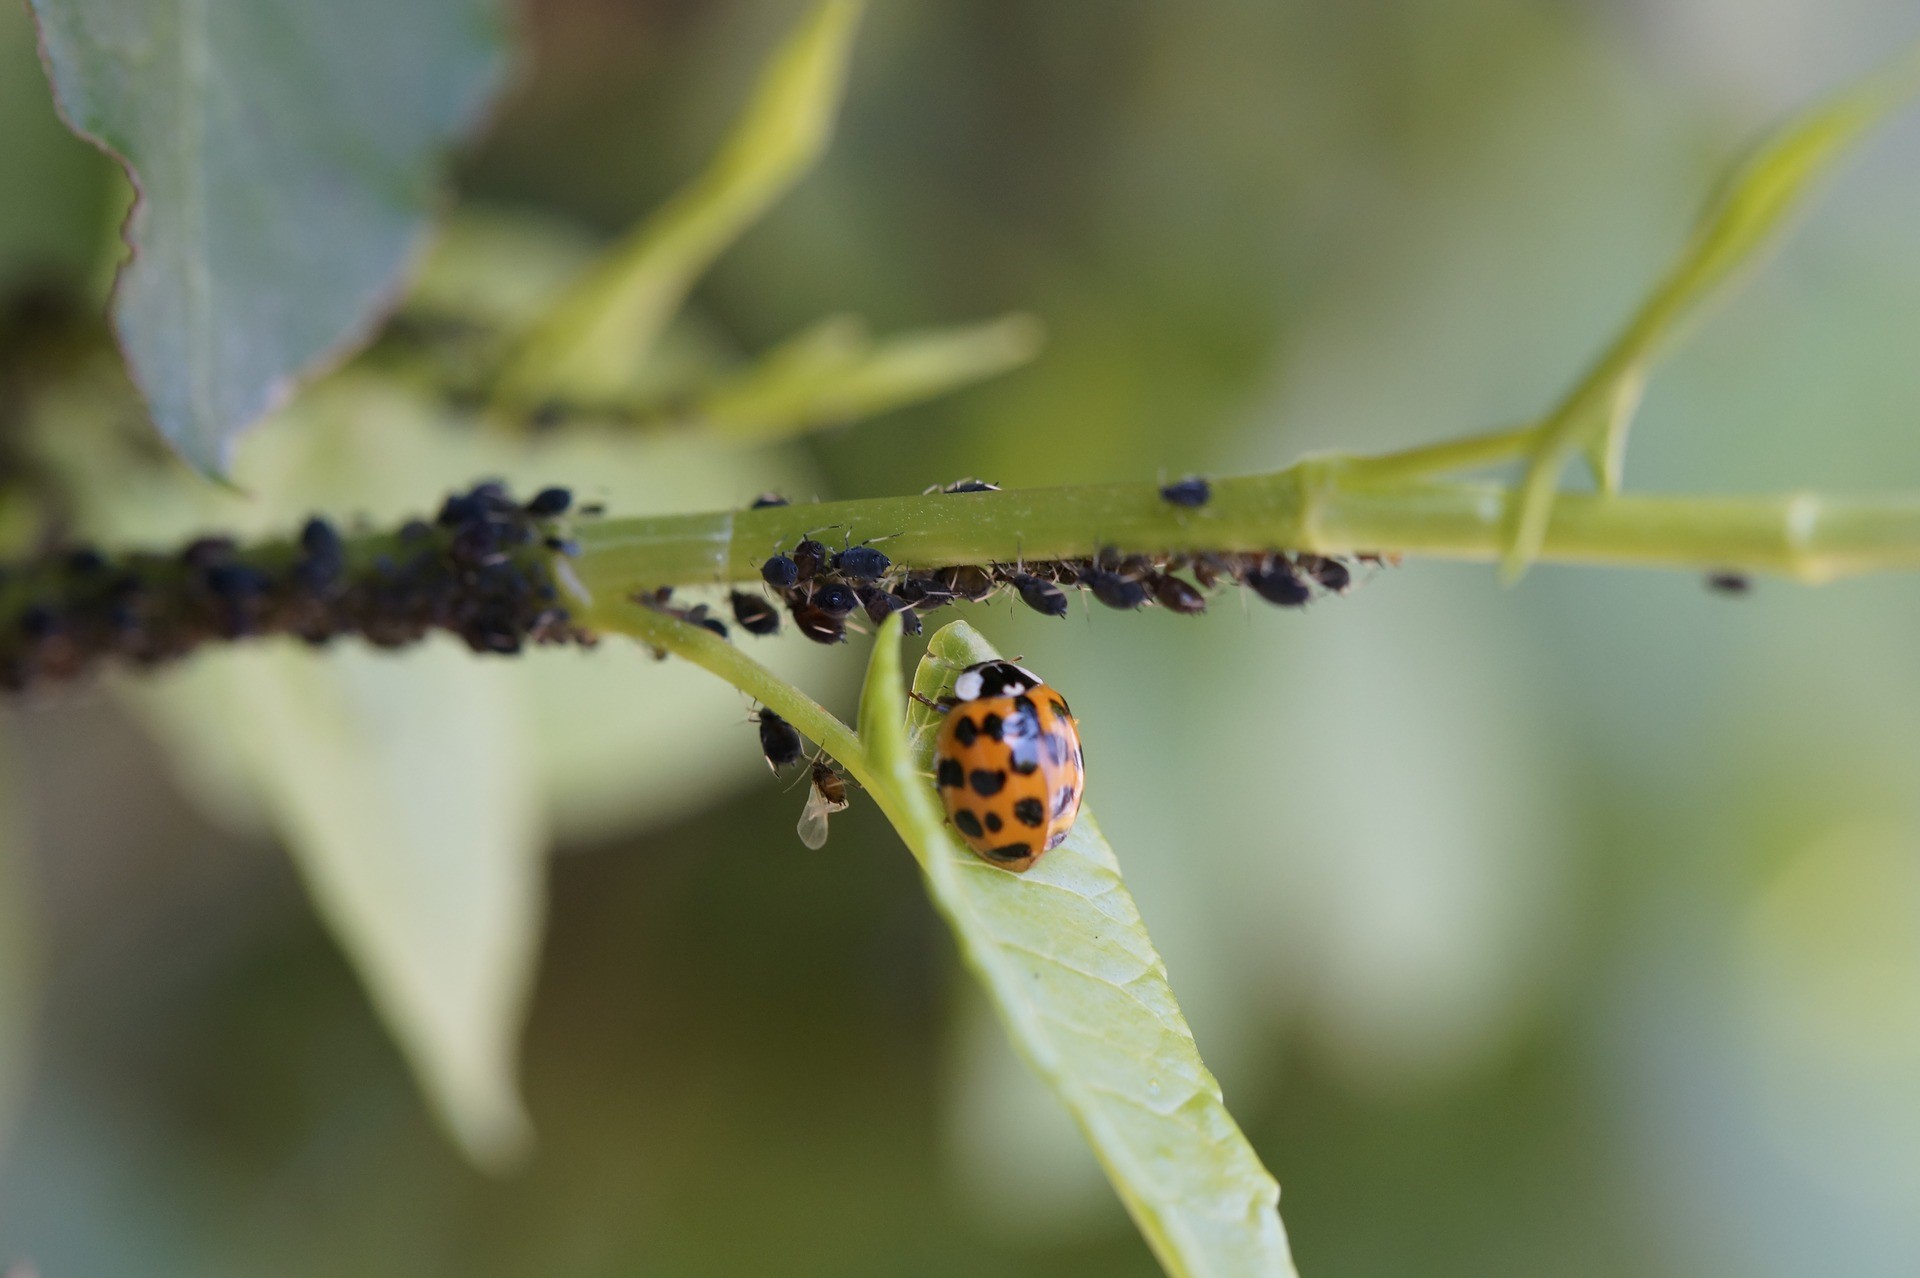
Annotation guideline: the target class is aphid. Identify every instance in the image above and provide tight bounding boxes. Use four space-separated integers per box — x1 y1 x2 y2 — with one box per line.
797 757 850 850
437 491 484 526
750 492 790 509
812 582 859 619
1010 572 1070 618
926 478 1001 495
832 544 891 581
449 523 504 568
682 604 729 640
894 576 955 611
1706 571 1751 595
1081 567 1149 610
859 586 902 625
790 538 828 580
730 590 782 635
1298 554 1351 593
937 565 996 602
525 487 573 516
755 707 805 772
897 607 924 637
1151 573 1207 615
761 554 800 589
1188 553 1232 589
294 518 345 590
1159 476 1211 508
790 599 847 645
181 536 237 568
1245 557 1311 607
929 660 1084 873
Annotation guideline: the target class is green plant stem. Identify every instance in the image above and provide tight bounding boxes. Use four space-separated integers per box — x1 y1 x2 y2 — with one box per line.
591 600 933 843
571 460 1920 592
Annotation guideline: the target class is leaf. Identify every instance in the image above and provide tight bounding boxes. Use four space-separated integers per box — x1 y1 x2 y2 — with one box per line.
1502 42 1920 578
862 618 1295 1278
28 0 510 474
498 0 866 407
699 312 1045 440
196 642 544 1169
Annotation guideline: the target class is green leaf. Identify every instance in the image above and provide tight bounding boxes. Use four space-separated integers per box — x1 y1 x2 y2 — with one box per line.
498 0 866 407
1502 42 1920 579
27 0 510 474
194 642 544 1169
863 619 1295 1278
699 313 1045 441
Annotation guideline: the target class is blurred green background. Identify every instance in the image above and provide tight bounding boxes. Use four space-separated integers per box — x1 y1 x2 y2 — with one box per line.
5 0 1920 1274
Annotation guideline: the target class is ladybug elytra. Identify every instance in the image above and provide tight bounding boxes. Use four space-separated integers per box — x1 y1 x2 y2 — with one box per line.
931 660 1084 873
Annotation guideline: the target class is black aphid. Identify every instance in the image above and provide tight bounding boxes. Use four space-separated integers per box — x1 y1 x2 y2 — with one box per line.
1705 571 1752 595
683 605 729 640
813 582 859 618
526 487 573 516
859 586 902 625
761 554 800 589
731 591 782 635
1151 574 1207 614
755 708 805 771
1011 573 1070 618
832 545 891 581
1159 477 1211 508
1299 555 1351 593
750 492 790 509
1245 558 1311 607
937 565 996 602
1082 568 1149 610
790 602 847 645
894 576 954 611
791 539 828 579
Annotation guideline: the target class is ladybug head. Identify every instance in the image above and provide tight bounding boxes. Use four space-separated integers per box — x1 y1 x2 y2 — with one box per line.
952 660 1043 702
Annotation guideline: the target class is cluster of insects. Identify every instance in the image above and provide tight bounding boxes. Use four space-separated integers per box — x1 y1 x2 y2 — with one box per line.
0 481 592 690
750 706 851 850
697 478 1376 650
709 476 1385 865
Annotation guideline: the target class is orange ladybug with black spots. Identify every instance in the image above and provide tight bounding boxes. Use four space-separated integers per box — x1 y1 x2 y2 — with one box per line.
931 661 1084 872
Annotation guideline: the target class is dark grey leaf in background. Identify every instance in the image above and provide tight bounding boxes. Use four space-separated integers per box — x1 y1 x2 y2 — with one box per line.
28 0 510 473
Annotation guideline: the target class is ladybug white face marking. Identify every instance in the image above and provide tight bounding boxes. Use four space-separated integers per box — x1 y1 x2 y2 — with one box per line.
951 660 1043 704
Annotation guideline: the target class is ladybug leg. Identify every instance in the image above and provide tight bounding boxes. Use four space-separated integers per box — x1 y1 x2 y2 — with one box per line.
909 691 954 713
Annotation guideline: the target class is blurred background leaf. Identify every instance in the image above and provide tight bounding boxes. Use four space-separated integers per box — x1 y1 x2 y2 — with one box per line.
0 726 38 1158
204 641 543 1167
499 0 866 406
26 0 511 472
699 311 1044 440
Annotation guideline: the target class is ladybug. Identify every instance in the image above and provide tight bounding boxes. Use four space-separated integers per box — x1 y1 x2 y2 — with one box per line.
930 661 1084 873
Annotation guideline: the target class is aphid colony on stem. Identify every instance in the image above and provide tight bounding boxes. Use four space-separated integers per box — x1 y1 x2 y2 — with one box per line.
0 480 594 691
723 533 1370 647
